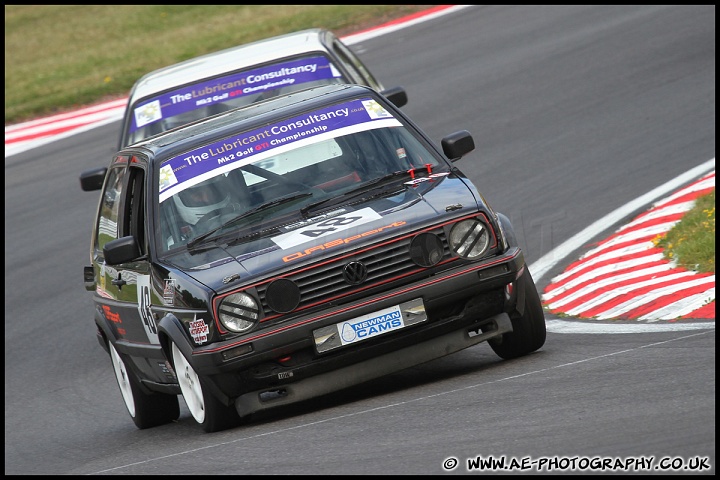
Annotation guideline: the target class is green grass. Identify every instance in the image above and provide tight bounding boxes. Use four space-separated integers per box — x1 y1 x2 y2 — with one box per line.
654 189 715 273
4 5 433 124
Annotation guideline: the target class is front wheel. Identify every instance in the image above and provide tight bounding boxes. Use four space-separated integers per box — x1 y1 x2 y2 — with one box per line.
109 342 180 429
488 267 547 360
170 341 241 433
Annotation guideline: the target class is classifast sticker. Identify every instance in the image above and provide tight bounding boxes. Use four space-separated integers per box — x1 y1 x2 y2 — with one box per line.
189 318 209 345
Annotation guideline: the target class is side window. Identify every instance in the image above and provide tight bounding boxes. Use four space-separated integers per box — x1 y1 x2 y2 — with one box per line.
94 162 147 260
95 166 127 258
125 166 146 255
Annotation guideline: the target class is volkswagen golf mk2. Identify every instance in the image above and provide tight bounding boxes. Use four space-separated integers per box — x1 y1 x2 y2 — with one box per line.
80 84 546 432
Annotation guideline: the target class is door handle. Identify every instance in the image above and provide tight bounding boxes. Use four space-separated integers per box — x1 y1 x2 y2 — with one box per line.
112 273 127 289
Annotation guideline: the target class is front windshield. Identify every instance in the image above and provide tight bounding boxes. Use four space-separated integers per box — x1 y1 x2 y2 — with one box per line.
125 54 346 147
156 97 445 254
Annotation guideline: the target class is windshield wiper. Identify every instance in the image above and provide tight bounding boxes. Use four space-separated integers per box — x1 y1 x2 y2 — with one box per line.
300 170 410 217
186 192 312 250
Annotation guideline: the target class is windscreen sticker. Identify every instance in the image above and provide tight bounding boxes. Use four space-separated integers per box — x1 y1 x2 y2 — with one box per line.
131 55 342 133
271 207 382 249
158 98 402 202
404 172 451 186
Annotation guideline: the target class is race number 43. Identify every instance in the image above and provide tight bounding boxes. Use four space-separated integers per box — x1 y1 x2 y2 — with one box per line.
272 207 382 249
136 275 160 344
301 215 363 238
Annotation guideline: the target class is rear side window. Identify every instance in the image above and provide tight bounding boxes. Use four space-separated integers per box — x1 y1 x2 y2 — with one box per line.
331 39 382 90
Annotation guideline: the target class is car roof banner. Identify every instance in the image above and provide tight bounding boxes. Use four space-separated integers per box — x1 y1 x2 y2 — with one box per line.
158 97 402 202
131 55 342 133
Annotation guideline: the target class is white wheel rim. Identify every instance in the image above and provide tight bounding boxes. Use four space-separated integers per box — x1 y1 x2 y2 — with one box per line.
109 343 135 417
172 342 206 424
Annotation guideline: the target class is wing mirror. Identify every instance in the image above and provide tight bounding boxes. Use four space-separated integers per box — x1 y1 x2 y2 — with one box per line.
103 236 141 265
441 130 475 161
381 86 408 108
80 167 108 191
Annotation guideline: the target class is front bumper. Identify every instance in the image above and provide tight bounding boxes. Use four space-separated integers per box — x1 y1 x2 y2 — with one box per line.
160 247 524 409
234 311 512 417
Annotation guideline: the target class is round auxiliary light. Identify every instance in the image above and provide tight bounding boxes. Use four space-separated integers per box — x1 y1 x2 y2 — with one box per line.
265 278 301 313
409 232 445 267
218 292 260 333
448 219 490 260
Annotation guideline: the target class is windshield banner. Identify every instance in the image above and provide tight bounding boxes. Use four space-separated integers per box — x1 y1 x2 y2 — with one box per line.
131 56 342 133
158 97 401 203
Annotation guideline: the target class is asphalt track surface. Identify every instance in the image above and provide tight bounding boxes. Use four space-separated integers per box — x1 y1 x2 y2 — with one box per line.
4 5 715 475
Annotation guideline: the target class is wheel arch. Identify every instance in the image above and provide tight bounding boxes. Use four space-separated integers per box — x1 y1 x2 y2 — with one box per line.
157 313 192 368
495 211 519 251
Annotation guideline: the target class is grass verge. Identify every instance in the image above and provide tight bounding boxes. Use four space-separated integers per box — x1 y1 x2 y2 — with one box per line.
5 5 434 124
654 189 715 273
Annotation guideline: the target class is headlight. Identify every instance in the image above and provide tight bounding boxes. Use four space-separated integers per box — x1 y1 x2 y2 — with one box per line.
449 219 491 259
409 232 445 267
218 292 259 333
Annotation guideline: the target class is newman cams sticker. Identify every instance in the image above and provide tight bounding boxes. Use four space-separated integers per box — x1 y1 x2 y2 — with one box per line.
328 304 405 348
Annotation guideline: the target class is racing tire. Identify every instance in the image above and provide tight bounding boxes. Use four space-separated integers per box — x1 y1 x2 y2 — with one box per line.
488 267 547 360
109 342 180 429
170 341 241 433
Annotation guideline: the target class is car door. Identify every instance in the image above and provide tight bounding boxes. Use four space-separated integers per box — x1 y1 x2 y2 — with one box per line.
92 156 160 349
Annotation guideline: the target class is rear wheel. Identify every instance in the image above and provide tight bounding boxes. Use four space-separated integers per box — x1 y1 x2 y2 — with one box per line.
109 342 180 429
170 341 241 433
489 268 547 360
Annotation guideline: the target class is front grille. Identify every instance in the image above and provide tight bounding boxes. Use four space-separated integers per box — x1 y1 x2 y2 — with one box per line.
258 226 451 318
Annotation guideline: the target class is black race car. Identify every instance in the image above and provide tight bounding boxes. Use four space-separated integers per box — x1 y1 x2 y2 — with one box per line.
80 83 546 433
